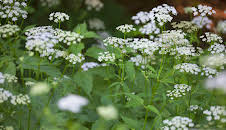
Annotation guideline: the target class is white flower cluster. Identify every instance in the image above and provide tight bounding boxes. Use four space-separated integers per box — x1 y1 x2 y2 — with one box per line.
116 24 136 33
0 125 14 130
25 26 85 64
85 0 104 11
203 106 226 123
188 105 203 113
130 38 161 55
57 94 88 113
175 63 201 75
158 30 189 46
97 105 118 120
0 24 20 38
201 66 218 78
208 43 225 54
103 37 131 52
139 22 160 35
88 18 105 30
0 0 28 21
98 51 115 62
49 12 69 23
65 53 85 65
11 94 30 105
81 62 106 71
54 29 84 45
129 55 150 69
173 46 199 59
0 72 5 84
217 20 226 34
200 32 223 43
202 54 226 69
132 11 154 25
191 5 216 16
166 84 191 100
171 21 198 33
192 16 212 29
205 71 226 93
25 26 59 59
3 74 18 83
40 0 60 7
0 88 30 105
162 116 194 130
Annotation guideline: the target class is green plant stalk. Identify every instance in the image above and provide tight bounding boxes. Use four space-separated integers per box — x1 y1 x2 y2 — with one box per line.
27 105 31 130
143 108 149 130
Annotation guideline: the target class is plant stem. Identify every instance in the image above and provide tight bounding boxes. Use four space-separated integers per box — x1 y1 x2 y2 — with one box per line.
143 109 148 130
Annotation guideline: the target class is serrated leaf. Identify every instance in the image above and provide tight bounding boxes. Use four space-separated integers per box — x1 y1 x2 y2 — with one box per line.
5 62 16 75
84 31 99 38
74 23 87 34
125 61 135 81
121 115 141 129
125 93 144 107
85 46 105 59
68 43 85 54
74 71 93 95
145 105 160 116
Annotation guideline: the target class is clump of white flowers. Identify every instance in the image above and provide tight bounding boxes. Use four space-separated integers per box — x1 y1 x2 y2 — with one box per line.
171 21 198 33
175 63 201 75
3 74 18 83
65 53 85 65
98 51 115 62
162 116 194 130
130 38 161 55
0 0 28 21
201 66 218 78
200 32 223 43
116 24 136 33
205 71 226 93
152 4 177 26
132 4 177 26
217 20 226 34
54 29 84 46
191 5 216 16
85 0 104 11
88 18 105 30
166 84 191 100
188 105 203 113
40 0 60 7
10 94 30 105
81 62 106 71
30 82 50 96
0 24 20 38
103 37 131 51
0 72 5 84
207 43 225 54
203 106 226 124
0 88 30 105
25 26 85 64
139 22 160 35
49 12 70 23
97 105 118 120
57 94 88 113
129 55 150 69
192 16 212 29
201 54 226 69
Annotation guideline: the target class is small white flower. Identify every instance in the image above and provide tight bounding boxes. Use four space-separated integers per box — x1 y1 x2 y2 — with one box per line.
49 12 70 23
57 94 88 113
97 105 118 120
116 24 136 33
30 83 50 96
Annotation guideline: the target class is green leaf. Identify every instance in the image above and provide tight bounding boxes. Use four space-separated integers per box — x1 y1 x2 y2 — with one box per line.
22 25 36 33
125 93 144 107
121 115 142 129
5 62 16 75
84 31 99 38
145 105 161 116
85 46 105 59
74 71 93 95
68 43 85 54
125 61 135 81
74 23 87 34
39 66 61 77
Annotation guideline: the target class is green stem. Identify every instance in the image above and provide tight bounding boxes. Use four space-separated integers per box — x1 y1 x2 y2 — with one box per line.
143 109 149 130
27 106 31 130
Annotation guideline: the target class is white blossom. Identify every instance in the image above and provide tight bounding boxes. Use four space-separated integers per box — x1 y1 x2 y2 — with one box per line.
97 105 118 120
57 94 88 113
162 116 194 130
166 84 191 100
116 24 136 33
85 0 103 11
49 12 69 23
98 51 115 62
175 63 201 75
0 24 20 38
